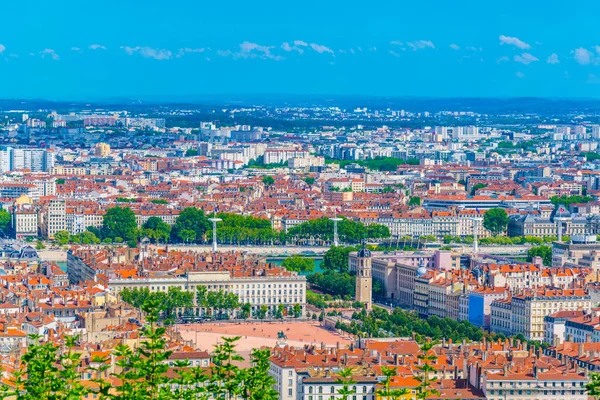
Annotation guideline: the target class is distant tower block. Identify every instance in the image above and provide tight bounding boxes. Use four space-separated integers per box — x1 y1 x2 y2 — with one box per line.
355 242 372 310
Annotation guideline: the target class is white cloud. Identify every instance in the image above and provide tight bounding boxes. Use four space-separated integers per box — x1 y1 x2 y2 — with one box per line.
407 40 435 50
515 71 525 79
449 44 460 50
389 50 400 57
390 41 403 46
281 40 306 54
121 46 172 60
219 42 282 60
369 47 376 51
546 53 559 64
240 41 282 60
176 48 205 57
217 50 233 57
573 47 593 65
499 35 531 50
467 46 482 52
0 44 5 54
310 43 334 55
89 44 106 50
293 40 308 47
497 56 510 63
40 48 59 60
514 52 538 65
71 47 81 52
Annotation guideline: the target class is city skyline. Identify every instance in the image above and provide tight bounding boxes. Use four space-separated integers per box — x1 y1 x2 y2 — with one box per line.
3 0 600 99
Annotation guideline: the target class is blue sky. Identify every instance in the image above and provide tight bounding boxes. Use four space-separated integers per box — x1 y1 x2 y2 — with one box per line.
2 0 600 99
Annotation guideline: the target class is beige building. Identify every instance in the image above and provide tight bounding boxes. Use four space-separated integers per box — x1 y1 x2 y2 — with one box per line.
95 142 111 156
354 245 372 310
494 288 592 341
45 199 66 238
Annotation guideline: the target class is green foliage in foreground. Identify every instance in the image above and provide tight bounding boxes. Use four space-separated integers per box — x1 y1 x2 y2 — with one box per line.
0 300 278 400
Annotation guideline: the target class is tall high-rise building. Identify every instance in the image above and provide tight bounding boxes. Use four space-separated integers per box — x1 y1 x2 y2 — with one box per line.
0 147 55 172
95 142 111 157
46 199 66 239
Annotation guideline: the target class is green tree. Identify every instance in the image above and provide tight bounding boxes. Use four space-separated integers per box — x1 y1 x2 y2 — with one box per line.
483 208 509 236
415 342 440 399
586 372 600 399
323 245 356 273
377 366 410 400
178 229 196 244
336 367 356 400
281 255 315 273
86 226 102 239
53 230 70 245
0 209 10 231
35 241 46 250
10 334 90 400
470 183 486 196
302 176 316 185
551 194 594 206
262 175 275 186
142 216 172 244
240 348 279 400
111 299 173 399
4 300 280 400
185 148 199 157
170 207 210 244
102 206 138 241
292 303 302 318
408 196 421 207
527 245 553 266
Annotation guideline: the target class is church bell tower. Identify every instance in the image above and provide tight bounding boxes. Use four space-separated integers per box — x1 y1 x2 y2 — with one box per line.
355 242 372 310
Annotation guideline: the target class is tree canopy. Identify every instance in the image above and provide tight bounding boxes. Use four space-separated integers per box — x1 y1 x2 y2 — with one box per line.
281 255 315 273
527 245 553 266
102 207 138 242
483 208 509 236
170 207 210 244
550 194 594 206
3 300 279 400
262 175 275 186
322 245 357 274
287 217 390 244
0 209 10 231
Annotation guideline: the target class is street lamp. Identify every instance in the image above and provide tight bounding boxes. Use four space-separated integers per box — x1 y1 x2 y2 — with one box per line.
208 217 222 252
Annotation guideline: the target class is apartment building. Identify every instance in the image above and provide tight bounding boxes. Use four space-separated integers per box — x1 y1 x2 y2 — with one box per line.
494 288 592 341
44 199 66 238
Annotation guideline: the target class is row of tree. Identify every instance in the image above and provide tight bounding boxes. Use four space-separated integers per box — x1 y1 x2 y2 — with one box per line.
287 218 390 245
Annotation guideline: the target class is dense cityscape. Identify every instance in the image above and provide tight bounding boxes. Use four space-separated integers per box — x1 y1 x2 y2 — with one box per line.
6 0 600 397
0 97 598 399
